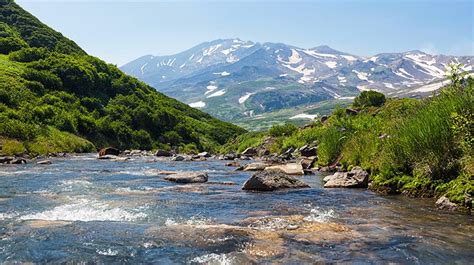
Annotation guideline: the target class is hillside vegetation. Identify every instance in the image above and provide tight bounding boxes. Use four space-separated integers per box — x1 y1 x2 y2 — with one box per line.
222 67 473 210
0 0 244 155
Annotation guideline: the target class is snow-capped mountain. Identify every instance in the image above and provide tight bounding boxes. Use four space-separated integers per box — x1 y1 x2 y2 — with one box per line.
121 38 473 126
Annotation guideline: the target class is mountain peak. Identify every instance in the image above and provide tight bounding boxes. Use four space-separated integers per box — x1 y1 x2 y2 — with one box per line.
311 45 346 55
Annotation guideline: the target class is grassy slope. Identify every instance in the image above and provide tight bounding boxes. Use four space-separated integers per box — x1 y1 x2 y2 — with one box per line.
0 1 245 155
221 83 473 210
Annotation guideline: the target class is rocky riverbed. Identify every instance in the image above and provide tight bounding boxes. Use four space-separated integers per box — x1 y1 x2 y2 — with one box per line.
0 154 473 263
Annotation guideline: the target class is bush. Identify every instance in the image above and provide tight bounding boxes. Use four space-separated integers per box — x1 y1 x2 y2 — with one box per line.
353 90 386 108
0 36 28 54
9 47 49 62
268 123 298 137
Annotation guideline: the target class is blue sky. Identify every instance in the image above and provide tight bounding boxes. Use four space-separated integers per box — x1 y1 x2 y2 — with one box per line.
17 0 473 66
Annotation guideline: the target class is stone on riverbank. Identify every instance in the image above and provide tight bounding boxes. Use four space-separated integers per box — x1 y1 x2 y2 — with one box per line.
155 149 173 157
98 147 120 157
242 169 310 191
164 172 208 183
323 166 368 188
37 160 52 165
435 196 459 212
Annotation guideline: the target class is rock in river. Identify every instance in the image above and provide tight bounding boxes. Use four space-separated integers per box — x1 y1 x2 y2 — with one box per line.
37 160 52 165
164 172 208 183
241 162 269 171
98 147 120 157
265 163 304 175
242 169 310 191
323 166 368 188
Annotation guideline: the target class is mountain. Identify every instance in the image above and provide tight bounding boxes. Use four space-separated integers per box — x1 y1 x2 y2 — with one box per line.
0 0 244 154
122 39 473 129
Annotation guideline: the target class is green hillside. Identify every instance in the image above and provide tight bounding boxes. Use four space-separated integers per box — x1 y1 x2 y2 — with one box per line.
0 0 245 155
221 73 473 210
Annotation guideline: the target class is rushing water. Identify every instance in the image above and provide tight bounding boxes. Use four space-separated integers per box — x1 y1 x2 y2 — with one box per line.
0 154 472 264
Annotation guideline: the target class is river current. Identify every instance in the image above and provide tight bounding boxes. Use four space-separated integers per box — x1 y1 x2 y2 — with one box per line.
0 154 472 264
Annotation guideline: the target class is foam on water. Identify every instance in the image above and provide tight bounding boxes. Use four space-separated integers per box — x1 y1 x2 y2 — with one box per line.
96 248 119 256
190 253 235 264
164 215 213 226
19 198 146 222
0 212 18 220
304 208 336 223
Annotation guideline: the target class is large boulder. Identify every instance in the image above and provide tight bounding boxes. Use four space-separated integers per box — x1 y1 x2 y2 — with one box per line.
155 149 172 157
242 169 310 191
164 172 208 184
241 162 269 171
98 147 120 157
241 147 258 156
265 163 304 175
435 196 459 212
323 167 368 188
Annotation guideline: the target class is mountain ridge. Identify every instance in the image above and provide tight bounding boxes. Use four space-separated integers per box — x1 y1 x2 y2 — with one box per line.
121 38 473 129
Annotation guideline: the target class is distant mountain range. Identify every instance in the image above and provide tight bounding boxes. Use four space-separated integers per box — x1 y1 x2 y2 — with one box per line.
121 39 473 129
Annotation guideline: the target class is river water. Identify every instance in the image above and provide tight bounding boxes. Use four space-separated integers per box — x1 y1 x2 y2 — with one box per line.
0 154 472 264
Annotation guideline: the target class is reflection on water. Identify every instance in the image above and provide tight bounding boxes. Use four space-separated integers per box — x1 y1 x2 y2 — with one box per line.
0 154 473 263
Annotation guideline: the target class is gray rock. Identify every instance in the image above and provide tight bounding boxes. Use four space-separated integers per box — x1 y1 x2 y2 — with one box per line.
299 145 317 157
198 152 211 158
37 160 52 165
242 162 269 171
300 156 317 170
155 149 172 157
323 166 368 188
164 172 208 183
242 169 310 191
241 147 258 156
265 163 304 175
435 196 459 212
171 155 185 161
223 153 236 160
10 158 27 164
97 155 119 160
0 156 13 164
98 147 120 157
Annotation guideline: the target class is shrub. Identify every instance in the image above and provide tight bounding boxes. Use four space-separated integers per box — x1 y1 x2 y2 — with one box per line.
353 90 386 108
268 123 298 137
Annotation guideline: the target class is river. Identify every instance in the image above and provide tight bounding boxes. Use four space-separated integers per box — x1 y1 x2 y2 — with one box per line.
0 154 472 264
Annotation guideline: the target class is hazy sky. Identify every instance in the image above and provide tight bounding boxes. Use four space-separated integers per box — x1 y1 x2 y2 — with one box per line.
16 0 473 66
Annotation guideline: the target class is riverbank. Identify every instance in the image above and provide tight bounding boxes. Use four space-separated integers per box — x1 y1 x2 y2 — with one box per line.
219 78 474 213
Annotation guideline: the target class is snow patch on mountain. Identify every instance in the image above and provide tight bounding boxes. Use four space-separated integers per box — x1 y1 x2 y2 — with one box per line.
239 92 255 104
325 61 338 69
189 101 206 108
290 113 318 120
214 71 230 76
352 70 369 81
207 89 226 98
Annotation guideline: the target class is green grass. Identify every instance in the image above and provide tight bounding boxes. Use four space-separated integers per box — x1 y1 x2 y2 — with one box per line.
221 79 473 210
